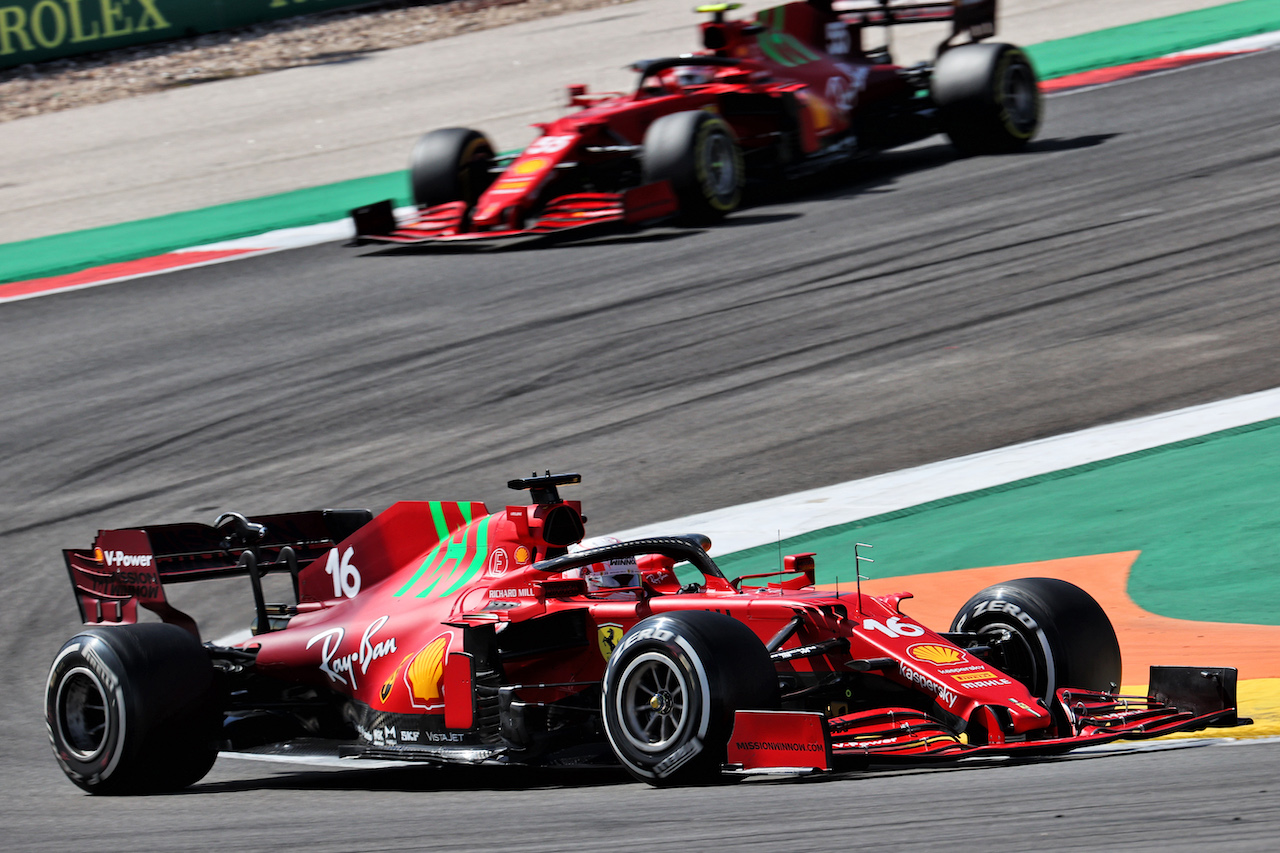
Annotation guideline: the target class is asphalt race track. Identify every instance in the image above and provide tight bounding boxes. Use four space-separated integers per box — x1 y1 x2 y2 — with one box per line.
2 47 1279 851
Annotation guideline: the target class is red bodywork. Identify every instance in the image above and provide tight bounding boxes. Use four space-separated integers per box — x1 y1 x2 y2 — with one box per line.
63 473 1246 780
353 1 1001 245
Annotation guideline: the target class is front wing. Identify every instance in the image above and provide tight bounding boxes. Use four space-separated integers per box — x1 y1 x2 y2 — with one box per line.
727 666 1251 774
350 182 679 246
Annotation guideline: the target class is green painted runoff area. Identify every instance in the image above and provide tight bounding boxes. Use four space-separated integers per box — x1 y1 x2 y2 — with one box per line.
715 417 1280 627
3 0 1280 286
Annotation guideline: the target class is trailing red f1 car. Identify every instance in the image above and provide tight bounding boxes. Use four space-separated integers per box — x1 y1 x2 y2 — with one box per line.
48 473 1246 793
351 0 1042 245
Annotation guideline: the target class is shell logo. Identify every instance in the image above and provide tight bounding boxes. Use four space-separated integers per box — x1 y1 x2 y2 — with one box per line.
405 633 450 710
804 92 833 133
907 644 967 665
93 546 105 563
512 157 549 176
514 546 531 564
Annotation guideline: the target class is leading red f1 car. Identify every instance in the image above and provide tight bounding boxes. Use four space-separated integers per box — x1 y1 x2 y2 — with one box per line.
350 0 1042 245
48 472 1247 793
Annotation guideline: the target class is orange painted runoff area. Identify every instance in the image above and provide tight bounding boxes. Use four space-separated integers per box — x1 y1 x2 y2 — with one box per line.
821 551 1280 736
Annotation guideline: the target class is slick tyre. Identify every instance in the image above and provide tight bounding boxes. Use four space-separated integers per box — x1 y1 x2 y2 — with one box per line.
643 110 744 224
950 578 1121 706
932 42 1041 155
46 624 220 795
410 127 497 208
602 611 778 786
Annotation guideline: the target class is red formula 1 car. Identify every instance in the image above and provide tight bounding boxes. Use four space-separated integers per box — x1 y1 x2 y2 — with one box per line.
48 473 1247 793
350 0 1042 245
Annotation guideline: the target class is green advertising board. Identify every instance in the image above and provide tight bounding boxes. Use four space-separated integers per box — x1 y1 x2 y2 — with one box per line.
0 0 376 68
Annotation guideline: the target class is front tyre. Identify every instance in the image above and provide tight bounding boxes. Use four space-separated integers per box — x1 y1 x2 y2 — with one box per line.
642 110 744 224
602 611 778 785
46 624 219 795
950 577 1121 706
410 127 497 208
932 42 1041 155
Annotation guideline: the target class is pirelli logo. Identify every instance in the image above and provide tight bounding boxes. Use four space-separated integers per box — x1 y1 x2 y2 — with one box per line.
952 670 1002 682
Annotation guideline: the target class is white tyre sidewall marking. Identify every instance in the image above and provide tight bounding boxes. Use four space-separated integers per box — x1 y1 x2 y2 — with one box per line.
603 632 713 779
49 637 129 783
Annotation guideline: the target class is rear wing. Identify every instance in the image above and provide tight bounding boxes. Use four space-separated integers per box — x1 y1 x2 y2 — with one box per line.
64 510 373 639
833 0 997 43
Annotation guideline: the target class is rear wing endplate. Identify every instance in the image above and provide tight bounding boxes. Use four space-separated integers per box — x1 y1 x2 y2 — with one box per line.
64 510 372 639
833 0 997 43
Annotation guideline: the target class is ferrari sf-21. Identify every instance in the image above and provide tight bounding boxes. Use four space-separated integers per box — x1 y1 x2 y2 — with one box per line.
351 0 1043 245
47 473 1246 793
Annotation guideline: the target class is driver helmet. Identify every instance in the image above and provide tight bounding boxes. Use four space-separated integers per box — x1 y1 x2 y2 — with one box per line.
568 536 641 594
673 65 715 88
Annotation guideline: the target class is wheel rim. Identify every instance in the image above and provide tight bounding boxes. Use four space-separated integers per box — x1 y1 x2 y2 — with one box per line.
702 132 738 199
982 624 1041 696
1002 63 1037 131
616 652 691 753
56 667 109 761
457 138 493 205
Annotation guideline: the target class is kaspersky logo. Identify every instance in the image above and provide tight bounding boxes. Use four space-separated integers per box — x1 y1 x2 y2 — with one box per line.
907 644 967 665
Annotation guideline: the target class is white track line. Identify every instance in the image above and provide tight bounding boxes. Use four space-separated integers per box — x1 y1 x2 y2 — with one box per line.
609 387 1280 555
181 218 357 252
1175 31 1280 55
13 34 1280 306
212 387 1280 647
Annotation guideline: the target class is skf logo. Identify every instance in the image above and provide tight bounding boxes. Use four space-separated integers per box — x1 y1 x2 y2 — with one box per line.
907 644 967 665
597 624 624 661
405 634 450 710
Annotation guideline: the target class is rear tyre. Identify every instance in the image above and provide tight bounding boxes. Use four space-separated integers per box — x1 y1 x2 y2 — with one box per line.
642 110 744 224
46 624 220 795
410 127 497 208
932 42 1041 155
950 577 1121 706
602 611 778 785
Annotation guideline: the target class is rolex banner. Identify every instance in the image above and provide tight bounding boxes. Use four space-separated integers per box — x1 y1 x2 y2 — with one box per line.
0 0 375 69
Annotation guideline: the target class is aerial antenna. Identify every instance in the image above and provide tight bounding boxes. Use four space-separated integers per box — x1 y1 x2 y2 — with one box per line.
853 542 873 615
